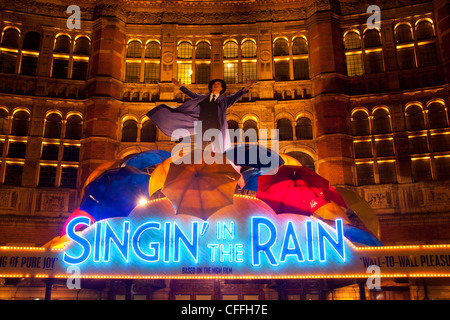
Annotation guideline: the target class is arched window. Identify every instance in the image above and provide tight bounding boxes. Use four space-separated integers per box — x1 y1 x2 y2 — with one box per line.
351 110 370 136
223 41 238 59
11 110 30 136
227 120 239 144
145 41 160 58
416 20 435 41
1 28 20 47
295 117 313 140
121 119 138 142
54 35 71 53
277 118 293 141
0 108 9 134
344 32 363 76
395 24 416 69
364 29 381 48
227 120 239 131
395 24 413 43
372 108 392 134
428 103 448 129
141 120 157 142
344 32 361 50
243 119 258 143
74 36 90 55
405 105 425 131
196 41 211 59
273 38 289 56
127 41 142 58
23 32 41 50
65 114 83 140
44 113 62 138
177 41 192 59
286 151 315 171
292 37 308 55
242 40 256 58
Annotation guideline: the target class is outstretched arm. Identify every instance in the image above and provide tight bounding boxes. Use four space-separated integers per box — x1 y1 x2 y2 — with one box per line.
172 78 200 99
223 80 256 108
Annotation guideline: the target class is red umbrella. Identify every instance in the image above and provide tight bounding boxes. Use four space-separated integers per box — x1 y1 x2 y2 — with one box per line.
256 165 346 216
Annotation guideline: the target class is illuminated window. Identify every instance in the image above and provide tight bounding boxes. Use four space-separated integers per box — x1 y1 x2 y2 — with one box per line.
195 63 210 84
356 162 375 185
295 117 313 140
195 41 210 59
127 41 142 58
242 62 256 82
409 136 428 154
292 37 308 55
11 111 30 136
346 54 363 76
141 120 157 142
417 43 438 67
1 28 20 48
74 37 90 55
344 32 361 50
364 29 381 48
144 62 159 83
145 41 160 58
416 20 435 41
0 108 8 134
351 110 370 136
274 60 290 81
354 141 373 158
20 31 41 76
121 120 138 142
242 40 256 58
177 63 192 85
44 113 62 139
395 24 413 43
62 145 80 162
293 59 309 80
65 114 83 140
411 158 432 182
51 58 69 78
72 60 88 80
223 41 238 59
54 35 70 53
277 118 293 141
3 163 23 186
405 105 426 131
428 103 448 129
224 62 238 84
378 161 397 184
38 165 57 187
375 139 394 157
177 41 192 59
125 62 140 83
274 38 289 56
372 108 391 134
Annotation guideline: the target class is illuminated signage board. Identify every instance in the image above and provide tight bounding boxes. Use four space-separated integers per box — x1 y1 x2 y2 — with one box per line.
1 196 450 280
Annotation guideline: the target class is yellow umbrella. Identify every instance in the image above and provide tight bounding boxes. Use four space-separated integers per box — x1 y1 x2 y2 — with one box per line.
279 153 302 166
149 156 173 197
334 187 381 239
313 201 351 224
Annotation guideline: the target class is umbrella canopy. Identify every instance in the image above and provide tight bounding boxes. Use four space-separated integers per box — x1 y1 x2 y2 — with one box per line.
121 149 171 172
80 166 151 221
225 144 284 170
334 187 381 239
279 153 302 166
256 165 346 216
162 162 241 220
81 159 123 198
313 201 351 224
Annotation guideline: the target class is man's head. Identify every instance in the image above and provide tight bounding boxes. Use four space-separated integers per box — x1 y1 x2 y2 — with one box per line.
208 79 227 95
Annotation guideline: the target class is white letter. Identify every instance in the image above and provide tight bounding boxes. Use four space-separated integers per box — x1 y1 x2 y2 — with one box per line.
66 265 81 289
171 129 192 164
366 265 381 290
366 5 381 30
66 5 81 30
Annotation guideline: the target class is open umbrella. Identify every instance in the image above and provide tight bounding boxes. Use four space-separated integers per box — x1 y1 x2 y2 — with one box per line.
81 159 123 198
122 149 171 172
162 162 241 220
279 153 302 166
334 187 381 239
80 166 150 221
256 165 346 216
225 144 284 170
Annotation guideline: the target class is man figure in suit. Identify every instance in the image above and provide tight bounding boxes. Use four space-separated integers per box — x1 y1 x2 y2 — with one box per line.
147 78 255 154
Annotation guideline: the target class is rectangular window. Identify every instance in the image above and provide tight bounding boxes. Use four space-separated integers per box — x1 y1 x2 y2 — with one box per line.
346 54 364 76
62 145 80 162
72 60 89 80
144 62 159 84
375 139 395 157
409 136 429 154
293 59 309 80
354 141 373 158
274 60 290 81
417 43 438 67
38 165 57 187
397 47 416 70
365 51 384 74
7 142 26 158
125 62 140 83
41 144 59 161
435 157 450 180
378 161 397 184
20 55 38 76
195 63 210 84
52 58 69 78
411 158 432 182
356 162 375 185
431 134 450 152
60 166 78 189
0 52 17 74
242 61 257 82
177 63 192 85
4 163 23 186
224 62 238 84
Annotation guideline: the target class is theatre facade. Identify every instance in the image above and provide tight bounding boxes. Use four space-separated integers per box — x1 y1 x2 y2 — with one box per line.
0 0 450 300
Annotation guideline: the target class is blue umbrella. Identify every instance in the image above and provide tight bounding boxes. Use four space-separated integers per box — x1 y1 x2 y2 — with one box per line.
343 225 383 247
225 144 284 169
80 166 150 221
122 150 171 171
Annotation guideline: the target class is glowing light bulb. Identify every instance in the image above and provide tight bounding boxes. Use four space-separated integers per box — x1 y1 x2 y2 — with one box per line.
137 197 148 206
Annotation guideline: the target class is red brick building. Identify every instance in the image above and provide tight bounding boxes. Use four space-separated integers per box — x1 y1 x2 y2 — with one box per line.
0 0 449 299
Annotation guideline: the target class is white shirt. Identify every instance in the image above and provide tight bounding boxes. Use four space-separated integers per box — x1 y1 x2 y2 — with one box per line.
210 93 220 102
